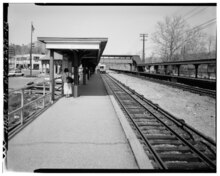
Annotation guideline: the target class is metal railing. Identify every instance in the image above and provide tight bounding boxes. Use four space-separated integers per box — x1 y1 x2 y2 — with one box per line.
8 77 63 138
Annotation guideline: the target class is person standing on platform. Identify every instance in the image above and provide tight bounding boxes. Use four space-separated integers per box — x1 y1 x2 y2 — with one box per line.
62 68 73 98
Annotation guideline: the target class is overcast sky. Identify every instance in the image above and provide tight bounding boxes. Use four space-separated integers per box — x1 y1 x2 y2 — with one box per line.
8 4 216 56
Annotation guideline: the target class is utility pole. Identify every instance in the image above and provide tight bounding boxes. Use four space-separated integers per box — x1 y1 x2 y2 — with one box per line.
140 33 148 63
29 22 34 76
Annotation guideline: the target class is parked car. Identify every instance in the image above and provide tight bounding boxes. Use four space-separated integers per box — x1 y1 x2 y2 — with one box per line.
44 74 62 84
9 69 24 77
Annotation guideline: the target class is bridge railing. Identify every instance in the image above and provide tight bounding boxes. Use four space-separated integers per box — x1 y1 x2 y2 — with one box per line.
8 77 63 138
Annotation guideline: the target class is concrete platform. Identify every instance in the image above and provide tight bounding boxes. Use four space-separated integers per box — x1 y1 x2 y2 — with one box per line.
6 73 152 172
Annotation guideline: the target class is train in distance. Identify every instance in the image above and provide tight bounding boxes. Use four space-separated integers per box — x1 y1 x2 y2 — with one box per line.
97 64 106 74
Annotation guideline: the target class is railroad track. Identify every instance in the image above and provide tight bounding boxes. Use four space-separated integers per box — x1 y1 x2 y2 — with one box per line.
114 71 216 98
140 75 216 98
101 73 216 171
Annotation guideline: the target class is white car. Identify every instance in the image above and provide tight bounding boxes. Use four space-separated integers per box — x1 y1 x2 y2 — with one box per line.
44 74 62 84
9 70 24 77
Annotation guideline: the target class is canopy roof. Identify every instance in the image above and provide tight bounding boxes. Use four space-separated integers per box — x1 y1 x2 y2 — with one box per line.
137 58 216 67
38 37 108 66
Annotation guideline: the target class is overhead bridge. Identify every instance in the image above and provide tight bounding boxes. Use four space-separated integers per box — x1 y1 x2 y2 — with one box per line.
100 55 143 71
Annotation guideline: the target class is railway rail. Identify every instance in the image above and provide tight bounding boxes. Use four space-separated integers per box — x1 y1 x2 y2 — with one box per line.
142 74 215 98
110 69 216 98
101 73 216 171
137 73 215 98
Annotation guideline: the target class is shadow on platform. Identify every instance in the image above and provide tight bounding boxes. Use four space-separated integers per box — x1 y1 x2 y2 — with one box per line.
78 73 108 96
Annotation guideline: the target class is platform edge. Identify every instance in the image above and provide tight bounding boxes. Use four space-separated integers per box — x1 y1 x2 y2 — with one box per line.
101 75 154 169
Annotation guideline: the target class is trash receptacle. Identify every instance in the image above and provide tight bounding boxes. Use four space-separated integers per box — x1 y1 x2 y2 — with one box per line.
73 85 78 97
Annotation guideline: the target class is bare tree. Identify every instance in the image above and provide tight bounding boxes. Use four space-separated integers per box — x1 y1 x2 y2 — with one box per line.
148 52 155 63
207 35 216 57
208 36 212 54
152 16 205 61
183 30 207 59
10 41 46 55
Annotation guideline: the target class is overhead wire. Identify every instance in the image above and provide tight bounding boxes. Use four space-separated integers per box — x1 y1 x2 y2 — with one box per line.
197 21 216 31
190 18 216 31
181 7 200 18
171 7 209 28
176 6 216 34
176 18 216 37
184 7 208 21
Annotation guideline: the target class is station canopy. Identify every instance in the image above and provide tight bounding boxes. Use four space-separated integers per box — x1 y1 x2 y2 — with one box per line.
38 37 108 67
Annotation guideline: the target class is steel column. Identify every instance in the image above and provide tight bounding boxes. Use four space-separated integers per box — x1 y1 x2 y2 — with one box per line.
83 67 86 85
194 64 199 78
164 65 168 75
176 65 180 76
49 49 55 102
87 68 90 80
73 51 79 97
154 65 158 74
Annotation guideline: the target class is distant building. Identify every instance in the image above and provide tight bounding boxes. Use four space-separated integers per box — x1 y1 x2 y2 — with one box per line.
40 52 63 74
13 54 46 70
9 47 16 69
9 57 16 70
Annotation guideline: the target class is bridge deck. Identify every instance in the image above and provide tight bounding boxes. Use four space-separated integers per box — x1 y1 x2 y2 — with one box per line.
7 73 139 172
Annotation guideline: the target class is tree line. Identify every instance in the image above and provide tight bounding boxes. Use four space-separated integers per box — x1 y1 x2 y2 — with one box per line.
9 41 47 56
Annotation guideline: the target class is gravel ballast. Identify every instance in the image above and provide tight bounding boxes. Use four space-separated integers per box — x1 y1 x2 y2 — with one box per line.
108 72 216 141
